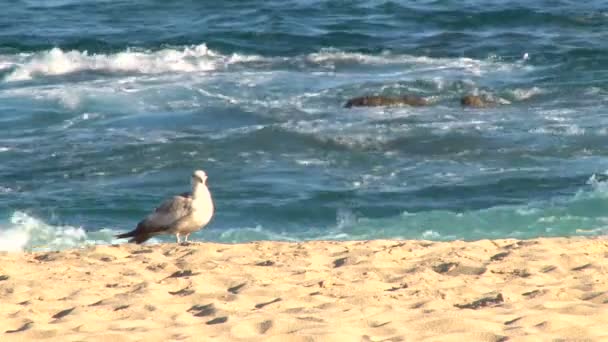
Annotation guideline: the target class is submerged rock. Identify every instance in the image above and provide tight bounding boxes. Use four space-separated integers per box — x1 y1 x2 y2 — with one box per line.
460 94 493 108
344 95 428 108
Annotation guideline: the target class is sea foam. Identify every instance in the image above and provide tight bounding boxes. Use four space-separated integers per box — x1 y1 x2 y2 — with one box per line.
0 211 98 252
4 44 217 82
2 44 528 82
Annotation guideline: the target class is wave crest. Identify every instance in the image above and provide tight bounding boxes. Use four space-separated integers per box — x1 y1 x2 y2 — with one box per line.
2 44 530 82
4 44 217 81
0 211 105 252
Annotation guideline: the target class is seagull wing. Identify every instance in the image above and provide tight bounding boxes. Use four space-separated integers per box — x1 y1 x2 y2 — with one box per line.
136 193 193 234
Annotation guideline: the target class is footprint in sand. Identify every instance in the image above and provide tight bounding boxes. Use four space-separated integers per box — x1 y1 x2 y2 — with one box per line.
86 253 116 262
227 282 247 294
166 270 197 278
385 284 408 292
131 249 154 254
145 263 168 272
206 316 228 325
409 302 427 309
169 288 195 296
581 291 607 303
188 303 216 317
490 252 510 261
541 265 557 273
254 298 282 309
257 320 273 334
504 316 523 326
368 321 391 328
34 252 60 262
297 316 325 323
362 335 404 342
505 241 538 249
333 257 349 268
454 293 504 310
492 269 531 278
255 260 275 267
432 262 458 273
432 262 486 276
571 263 592 271
89 299 107 306
51 307 75 321
5 320 33 334
521 289 546 298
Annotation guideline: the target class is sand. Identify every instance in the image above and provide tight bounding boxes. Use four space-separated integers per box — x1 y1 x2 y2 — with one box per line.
1 237 607 341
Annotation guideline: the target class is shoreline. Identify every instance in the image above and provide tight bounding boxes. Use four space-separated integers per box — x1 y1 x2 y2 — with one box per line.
1 237 607 341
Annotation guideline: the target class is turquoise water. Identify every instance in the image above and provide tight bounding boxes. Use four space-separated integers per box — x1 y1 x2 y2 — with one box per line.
2 1 608 250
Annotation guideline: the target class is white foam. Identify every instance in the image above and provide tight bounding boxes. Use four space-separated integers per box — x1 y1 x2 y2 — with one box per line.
575 227 604 235
2 45 529 82
516 207 540 216
0 61 14 71
530 124 585 136
213 224 299 243
62 112 103 129
508 86 544 100
226 53 268 64
307 49 396 64
564 124 585 136
336 208 357 229
305 48 511 76
0 227 28 252
0 186 13 194
585 174 608 197
421 230 441 239
295 158 328 166
234 48 522 77
0 211 88 251
52 88 82 110
207 125 266 140
4 44 218 81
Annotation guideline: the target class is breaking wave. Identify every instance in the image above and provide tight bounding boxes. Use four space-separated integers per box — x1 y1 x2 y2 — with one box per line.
0 211 114 252
1 44 531 82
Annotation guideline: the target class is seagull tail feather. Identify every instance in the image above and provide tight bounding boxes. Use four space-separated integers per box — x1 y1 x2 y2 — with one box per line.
115 230 135 239
115 230 150 244
129 234 151 244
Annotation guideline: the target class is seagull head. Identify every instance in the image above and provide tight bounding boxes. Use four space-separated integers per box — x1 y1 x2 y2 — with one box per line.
192 170 208 186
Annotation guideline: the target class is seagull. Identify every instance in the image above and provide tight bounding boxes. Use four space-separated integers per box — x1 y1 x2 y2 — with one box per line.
116 170 214 244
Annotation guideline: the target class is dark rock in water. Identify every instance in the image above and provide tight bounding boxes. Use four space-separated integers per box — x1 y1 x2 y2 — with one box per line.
344 95 428 108
461 94 491 108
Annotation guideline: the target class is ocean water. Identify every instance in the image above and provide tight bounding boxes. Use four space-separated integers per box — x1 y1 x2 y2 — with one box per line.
2 0 608 251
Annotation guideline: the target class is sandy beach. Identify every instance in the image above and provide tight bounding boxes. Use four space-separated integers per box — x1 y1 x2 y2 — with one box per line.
1 237 607 341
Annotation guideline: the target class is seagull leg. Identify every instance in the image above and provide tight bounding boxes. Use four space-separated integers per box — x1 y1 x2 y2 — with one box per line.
184 234 190 243
176 233 181 243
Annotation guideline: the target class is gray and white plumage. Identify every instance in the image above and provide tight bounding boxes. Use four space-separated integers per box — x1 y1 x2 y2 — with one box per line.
116 170 214 244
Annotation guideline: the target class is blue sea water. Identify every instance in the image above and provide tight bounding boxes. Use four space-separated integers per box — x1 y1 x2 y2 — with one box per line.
2 0 608 251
